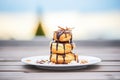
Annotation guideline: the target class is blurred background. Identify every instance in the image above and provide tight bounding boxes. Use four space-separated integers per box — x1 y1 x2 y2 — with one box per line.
0 0 120 40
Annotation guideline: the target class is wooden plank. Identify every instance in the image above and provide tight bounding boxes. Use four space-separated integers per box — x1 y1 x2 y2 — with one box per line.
0 39 120 47
0 52 120 61
0 72 120 80
0 62 120 66
0 65 120 72
0 37 50 47
0 46 120 60
0 46 120 54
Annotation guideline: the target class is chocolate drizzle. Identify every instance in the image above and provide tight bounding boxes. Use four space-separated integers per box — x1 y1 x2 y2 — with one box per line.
49 26 78 64
65 32 67 38
71 43 73 50
62 43 66 64
50 42 53 54
56 30 64 40
56 54 58 64
56 42 59 51
50 42 53 61
70 35 72 43
74 54 76 61
55 29 72 43
56 42 59 63
55 43 66 64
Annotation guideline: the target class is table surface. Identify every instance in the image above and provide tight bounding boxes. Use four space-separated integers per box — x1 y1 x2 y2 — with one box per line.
0 38 120 80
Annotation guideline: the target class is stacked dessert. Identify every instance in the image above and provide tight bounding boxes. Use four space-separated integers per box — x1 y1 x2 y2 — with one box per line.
50 26 78 64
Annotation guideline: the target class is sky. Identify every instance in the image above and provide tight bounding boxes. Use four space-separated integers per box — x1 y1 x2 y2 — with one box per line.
0 0 119 13
0 0 120 40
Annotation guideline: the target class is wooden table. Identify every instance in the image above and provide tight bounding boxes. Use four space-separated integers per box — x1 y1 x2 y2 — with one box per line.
0 38 120 80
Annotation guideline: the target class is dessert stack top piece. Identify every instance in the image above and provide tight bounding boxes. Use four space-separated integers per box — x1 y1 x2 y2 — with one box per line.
53 26 73 43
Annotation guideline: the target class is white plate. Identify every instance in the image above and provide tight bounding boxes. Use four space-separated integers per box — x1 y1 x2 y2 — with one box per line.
21 55 101 70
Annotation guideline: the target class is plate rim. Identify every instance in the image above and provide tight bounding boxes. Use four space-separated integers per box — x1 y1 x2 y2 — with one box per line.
21 55 102 67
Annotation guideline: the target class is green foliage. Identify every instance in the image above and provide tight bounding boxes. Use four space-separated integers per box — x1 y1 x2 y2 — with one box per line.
36 23 45 36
